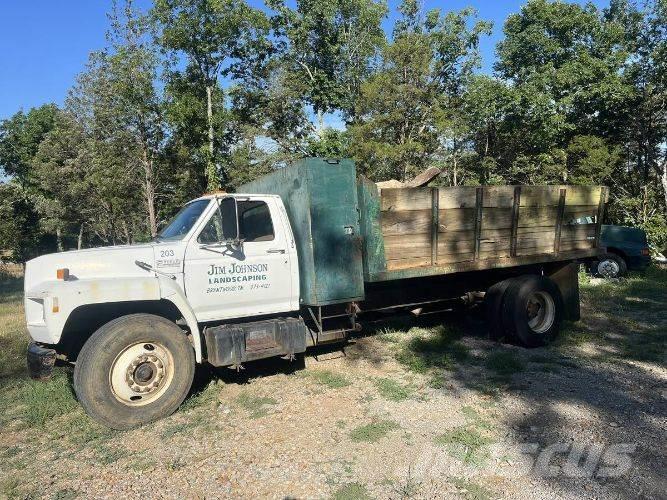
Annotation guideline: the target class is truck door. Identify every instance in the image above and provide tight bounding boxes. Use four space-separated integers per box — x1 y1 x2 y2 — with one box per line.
183 198 295 322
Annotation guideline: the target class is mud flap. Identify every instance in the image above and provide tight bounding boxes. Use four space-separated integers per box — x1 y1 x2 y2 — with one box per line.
548 262 580 321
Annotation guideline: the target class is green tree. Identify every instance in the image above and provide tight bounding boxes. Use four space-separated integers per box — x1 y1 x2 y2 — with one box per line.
153 0 270 189
350 2 490 182
0 104 58 189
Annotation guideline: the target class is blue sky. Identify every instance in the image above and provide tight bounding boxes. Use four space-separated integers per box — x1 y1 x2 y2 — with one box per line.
0 0 609 121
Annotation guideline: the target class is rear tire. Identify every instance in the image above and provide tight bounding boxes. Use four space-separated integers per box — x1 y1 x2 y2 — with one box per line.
501 275 564 348
73 313 195 430
484 278 515 341
592 253 627 278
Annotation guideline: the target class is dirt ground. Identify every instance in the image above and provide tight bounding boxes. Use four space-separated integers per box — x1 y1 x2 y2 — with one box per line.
1 267 665 499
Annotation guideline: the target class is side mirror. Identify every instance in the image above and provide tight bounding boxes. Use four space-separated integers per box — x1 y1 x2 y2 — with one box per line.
219 197 241 247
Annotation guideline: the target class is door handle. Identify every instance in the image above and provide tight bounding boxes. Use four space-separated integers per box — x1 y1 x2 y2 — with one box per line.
267 248 285 254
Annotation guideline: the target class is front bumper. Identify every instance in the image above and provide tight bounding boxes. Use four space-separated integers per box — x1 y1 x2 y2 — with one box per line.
27 342 57 380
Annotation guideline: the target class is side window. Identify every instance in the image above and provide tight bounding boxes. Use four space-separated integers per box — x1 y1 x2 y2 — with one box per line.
197 209 224 244
238 201 274 242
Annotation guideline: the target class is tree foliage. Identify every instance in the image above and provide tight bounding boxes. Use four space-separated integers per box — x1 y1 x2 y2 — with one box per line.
1 0 666 260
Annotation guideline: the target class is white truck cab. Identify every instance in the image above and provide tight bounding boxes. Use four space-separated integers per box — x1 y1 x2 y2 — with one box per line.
25 194 300 361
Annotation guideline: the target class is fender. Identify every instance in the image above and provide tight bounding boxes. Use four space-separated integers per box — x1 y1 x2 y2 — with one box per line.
157 276 203 362
25 276 204 362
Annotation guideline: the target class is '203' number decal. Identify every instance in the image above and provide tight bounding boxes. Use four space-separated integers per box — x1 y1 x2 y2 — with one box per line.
160 249 175 258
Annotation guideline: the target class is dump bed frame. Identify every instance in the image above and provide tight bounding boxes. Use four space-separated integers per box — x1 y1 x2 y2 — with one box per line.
358 178 607 281
242 158 607 305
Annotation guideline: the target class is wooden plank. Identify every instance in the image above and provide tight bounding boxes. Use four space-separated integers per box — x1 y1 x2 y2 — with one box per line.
381 209 432 235
518 206 559 227
438 236 476 256
384 233 477 260
438 186 477 209
520 186 563 206
565 186 602 206
473 188 483 260
383 233 431 260
560 239 596 252
561 223 597 241
480 228 513 239
370 248 601 282
482 207 514 229
437 185 516 209
386 256 432 271
381 188 432 211
438 208 476 231
517 225 557 236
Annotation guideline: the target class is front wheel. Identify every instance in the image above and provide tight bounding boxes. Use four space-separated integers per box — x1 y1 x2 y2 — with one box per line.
73 313 195 430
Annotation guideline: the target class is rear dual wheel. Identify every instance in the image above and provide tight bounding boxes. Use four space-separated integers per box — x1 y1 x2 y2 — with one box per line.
485 275 564 347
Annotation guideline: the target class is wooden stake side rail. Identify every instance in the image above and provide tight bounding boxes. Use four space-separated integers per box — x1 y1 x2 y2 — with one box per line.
378 185 607 274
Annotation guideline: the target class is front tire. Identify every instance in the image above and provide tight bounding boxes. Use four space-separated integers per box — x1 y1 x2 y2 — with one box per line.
73 313 195 430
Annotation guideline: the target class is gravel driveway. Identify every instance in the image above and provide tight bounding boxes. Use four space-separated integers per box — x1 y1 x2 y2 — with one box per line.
1 269 665 499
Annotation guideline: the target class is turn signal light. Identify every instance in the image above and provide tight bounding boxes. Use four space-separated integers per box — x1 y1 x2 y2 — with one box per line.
56 268 70 280
641 248 650 256
52 297 59 313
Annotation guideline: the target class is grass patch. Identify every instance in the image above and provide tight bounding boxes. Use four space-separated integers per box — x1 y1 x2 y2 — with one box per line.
235 392 278 419
180 380 221 412
20 372 78 427
93 444 128 465
373 377 414 401
349 420 399 443
332 482 372 500
434 426 494 466
450 477 493 500
306 369 351 389
161 413 207 439
484 351 525 378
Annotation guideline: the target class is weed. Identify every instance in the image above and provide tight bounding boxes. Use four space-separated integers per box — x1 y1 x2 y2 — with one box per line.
93 444 128 465
450 477 493 500
161 413 207 439
349 420 399 443
180 380 221 412
434 426 494 466
392 466 421 499
21 372 78 427
235 392 278 419
374 378 414 401
52 487 78 499
306 369 351 389
332 482 372 500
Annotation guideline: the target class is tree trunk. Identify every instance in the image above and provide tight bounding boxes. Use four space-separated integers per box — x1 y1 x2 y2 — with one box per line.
205 84 220 191
77 224 84 250
56 227 64 252
142 146 158 238
661 159 667 213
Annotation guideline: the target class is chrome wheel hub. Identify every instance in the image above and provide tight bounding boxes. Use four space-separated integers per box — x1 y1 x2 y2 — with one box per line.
598 259 619 278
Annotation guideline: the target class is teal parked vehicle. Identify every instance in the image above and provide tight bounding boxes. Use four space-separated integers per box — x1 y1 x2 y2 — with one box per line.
590 224 651 278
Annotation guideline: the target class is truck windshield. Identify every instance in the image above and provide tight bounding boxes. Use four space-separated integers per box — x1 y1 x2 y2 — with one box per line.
157 199 210 241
